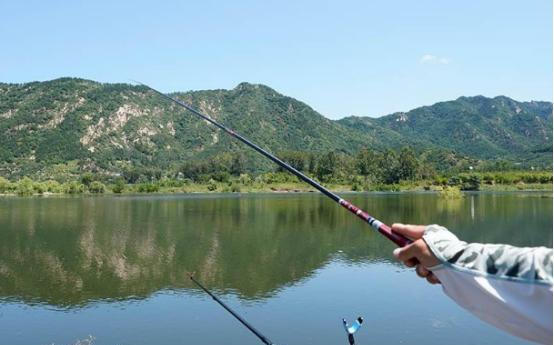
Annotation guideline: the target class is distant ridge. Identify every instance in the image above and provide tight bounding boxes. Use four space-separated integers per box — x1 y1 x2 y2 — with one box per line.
339 95 552 161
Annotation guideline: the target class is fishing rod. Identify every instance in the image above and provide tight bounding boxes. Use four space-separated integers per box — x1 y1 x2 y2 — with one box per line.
188 273 276 345
138 82 411 248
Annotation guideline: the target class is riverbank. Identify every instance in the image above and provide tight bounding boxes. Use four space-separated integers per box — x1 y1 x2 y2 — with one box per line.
0 180 551 197
1 171 552 196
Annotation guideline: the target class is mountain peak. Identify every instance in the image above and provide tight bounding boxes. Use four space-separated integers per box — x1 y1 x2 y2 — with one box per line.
234 82 277 94
456 95 488 102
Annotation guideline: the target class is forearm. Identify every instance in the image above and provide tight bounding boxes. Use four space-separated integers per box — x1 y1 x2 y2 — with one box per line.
423 225 553 344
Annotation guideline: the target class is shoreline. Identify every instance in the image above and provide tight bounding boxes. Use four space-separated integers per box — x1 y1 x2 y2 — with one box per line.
0 182 551 197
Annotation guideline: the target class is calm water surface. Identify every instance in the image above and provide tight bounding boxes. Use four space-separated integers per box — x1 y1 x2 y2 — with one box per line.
0 192 551 345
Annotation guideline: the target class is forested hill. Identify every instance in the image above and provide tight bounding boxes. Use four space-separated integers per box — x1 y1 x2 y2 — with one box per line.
339 96 552 163
0 78 551 179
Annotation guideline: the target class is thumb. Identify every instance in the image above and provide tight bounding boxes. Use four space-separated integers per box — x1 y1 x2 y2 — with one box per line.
391 223 426 241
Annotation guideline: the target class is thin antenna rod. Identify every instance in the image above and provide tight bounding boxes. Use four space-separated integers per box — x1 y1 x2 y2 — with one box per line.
138 82 411 248
189 274 275 345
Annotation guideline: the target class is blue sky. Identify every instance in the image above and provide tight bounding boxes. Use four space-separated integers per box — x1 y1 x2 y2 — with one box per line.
0 0 551 119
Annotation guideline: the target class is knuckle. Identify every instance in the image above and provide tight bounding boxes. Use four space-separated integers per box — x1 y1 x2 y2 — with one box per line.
416 264 428 277
415 239 426 250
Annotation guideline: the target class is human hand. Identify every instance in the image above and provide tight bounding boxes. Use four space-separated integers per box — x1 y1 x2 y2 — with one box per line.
391 223 441 285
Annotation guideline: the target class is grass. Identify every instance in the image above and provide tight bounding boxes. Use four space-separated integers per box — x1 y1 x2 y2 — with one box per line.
3 181 550 197
1 172 552 197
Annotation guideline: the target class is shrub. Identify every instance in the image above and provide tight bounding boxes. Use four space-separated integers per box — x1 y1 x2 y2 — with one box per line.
16 177 35 196
196 174 211 184
259 172 293 184
238 173 253 185
433 176 448 186
372 183 400 192
447 176 461 186
520 173 539 184
112 178 125 194
482 173 494 185
539 173 552 184
137 183 159 193
439 186 463 199
33 182 46 195
89 181 106 193
159 177 183 187
64 181 85 194
460 174 481 191
211 171 230 183
494 173 513 184
0 177 14 193
45 180 62 193
207 179 218 191
81 172 94 186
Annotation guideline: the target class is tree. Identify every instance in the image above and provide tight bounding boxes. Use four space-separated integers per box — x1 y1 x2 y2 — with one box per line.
397 147 420 181
278 151 307 172
16 177 34 196
380 150 400 184
0 177 13 193
316 151 338 181
89 181 106 193
64 181 85 194
181 161 207 181
238 173 253 185
112 178 125 193
356 148 380 181
230 153 246 176
81 172 94 186
122 168 140 183
143 168 163 181
307 153 317 174
493 159 514 171
460 173 481 191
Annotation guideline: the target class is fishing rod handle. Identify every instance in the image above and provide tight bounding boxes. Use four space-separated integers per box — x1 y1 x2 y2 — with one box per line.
338 199 412 247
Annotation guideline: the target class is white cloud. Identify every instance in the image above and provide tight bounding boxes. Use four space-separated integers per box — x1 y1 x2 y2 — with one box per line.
420 54 449 65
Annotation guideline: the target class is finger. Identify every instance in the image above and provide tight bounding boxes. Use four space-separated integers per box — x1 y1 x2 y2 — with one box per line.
426 273 441 285
416 264 430 278
404 258 418 267
391 223 426 240
393 240 424 262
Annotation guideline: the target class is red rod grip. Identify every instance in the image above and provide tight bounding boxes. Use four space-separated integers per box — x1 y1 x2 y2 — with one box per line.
378 223 412 247
338 199 412 247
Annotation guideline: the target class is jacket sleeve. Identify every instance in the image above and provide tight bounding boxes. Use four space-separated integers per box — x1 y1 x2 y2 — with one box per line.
422 225 553 345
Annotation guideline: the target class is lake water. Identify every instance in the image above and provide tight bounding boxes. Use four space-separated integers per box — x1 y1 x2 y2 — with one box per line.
0 192 551 345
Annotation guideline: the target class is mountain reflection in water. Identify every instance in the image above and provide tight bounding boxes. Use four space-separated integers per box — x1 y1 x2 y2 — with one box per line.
0 192 551 309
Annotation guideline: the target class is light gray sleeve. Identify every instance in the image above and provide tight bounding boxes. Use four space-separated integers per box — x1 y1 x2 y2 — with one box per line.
421 225 553 344
423 224 552 284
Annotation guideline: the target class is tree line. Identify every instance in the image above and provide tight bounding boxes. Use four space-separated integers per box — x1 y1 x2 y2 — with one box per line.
0 146 552 196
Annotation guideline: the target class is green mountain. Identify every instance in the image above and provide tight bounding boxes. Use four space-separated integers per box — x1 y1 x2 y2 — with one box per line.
339 96 552 165
0 78 551 179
